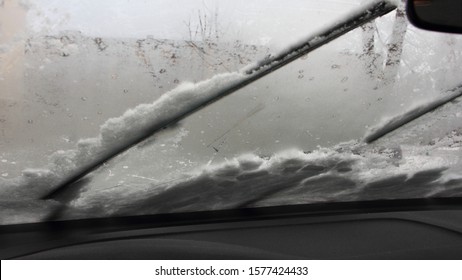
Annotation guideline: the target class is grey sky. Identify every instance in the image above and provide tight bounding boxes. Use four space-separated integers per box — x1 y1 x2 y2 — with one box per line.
27 0 363 47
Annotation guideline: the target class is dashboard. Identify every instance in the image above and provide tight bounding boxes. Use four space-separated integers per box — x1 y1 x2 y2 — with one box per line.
1 198 462 259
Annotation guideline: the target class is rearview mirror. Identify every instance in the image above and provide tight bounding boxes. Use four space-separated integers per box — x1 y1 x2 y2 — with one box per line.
406 0 462 33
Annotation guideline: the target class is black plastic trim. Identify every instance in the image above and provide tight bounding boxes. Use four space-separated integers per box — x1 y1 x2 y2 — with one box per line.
406 0 462 34
2 197 462 233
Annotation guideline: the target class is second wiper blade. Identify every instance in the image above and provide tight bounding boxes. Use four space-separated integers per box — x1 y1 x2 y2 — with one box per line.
364 84 462 143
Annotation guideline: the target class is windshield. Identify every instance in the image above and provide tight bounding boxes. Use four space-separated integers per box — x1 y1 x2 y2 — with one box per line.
1 0 462 224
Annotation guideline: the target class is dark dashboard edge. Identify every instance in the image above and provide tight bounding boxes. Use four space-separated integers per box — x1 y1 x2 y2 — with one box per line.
1 197 462 233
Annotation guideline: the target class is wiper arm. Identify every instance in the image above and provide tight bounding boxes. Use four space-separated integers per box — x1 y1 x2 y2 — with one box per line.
364 84 462 143
42 1 396 201
245 1 396 75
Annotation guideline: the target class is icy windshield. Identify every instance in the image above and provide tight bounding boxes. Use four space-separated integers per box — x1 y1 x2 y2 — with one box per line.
1 0 462 224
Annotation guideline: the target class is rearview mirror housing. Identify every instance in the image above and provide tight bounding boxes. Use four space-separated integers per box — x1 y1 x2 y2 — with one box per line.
406 0 462 33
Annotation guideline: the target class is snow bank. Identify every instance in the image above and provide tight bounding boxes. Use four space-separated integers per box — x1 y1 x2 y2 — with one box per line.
2 130 461 223
55 136 461 220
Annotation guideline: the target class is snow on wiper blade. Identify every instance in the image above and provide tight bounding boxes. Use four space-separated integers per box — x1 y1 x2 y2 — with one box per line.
0 1 397 204
364 84 462 143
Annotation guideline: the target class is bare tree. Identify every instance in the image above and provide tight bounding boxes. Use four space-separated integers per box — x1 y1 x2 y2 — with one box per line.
183 6 232 72
360 22 382 78
382 6 408 85
184 7 222 46
359 1 408 86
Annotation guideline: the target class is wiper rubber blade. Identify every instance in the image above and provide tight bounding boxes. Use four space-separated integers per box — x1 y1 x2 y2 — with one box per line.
364 84 462 143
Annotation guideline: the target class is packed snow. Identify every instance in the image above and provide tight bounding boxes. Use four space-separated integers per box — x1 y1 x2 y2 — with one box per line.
2 131 462 224
54 136 462 220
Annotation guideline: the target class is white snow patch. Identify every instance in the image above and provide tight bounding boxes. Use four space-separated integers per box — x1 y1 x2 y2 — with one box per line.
58 138 460 220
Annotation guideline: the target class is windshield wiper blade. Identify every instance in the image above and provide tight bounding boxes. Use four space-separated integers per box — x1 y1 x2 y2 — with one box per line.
364 84 462 143
42 1 396 203
245 1 396 76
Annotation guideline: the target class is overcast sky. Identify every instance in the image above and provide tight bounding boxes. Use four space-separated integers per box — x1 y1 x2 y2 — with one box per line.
26 0 364 47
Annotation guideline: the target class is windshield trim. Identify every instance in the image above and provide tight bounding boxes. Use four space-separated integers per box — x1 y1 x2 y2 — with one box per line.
2 197 462 229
